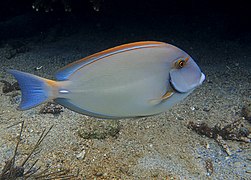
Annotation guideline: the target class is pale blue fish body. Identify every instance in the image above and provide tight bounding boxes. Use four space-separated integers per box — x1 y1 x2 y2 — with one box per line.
8 41 205 118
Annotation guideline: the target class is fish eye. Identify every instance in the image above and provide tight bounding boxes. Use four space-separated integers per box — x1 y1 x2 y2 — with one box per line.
175 59 186 69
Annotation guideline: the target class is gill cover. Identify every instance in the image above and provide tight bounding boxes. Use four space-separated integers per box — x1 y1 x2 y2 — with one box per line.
169 57 203 93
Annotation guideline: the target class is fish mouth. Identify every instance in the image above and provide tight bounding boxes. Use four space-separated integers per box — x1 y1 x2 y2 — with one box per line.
169 72 205 93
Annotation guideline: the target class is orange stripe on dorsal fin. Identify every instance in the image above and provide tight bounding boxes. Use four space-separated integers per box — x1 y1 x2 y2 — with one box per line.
55 41 167 81
66 41 165 68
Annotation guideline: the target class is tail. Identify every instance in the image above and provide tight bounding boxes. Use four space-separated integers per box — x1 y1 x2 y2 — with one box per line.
7 69 57 110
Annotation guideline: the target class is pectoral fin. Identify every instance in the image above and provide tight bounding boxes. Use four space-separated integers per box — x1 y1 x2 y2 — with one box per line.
149 91 174 105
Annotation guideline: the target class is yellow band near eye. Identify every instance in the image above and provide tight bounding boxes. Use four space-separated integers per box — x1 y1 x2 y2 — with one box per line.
185 56 189 62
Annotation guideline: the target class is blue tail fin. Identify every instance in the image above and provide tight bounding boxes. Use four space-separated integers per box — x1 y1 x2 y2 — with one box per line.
7 69 53 110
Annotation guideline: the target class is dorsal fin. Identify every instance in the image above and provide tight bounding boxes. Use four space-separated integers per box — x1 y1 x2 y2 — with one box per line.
55 41 166 81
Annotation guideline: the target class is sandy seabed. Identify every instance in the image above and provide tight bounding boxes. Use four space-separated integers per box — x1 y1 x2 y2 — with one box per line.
0 14 250 179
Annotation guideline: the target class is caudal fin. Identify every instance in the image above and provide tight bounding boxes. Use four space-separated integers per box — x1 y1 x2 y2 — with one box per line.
7 69 56 110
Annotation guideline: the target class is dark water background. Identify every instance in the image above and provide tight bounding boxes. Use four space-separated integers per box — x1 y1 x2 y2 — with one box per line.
0 0 250 45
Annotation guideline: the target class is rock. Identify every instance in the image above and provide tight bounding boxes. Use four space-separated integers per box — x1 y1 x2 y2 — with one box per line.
76 150 86 160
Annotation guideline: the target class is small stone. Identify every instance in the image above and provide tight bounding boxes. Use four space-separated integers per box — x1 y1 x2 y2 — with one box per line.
76 150 86 160
95 172 103 176
180 155 185 159
234 161 241 167
177 116 184 120
203 107 210 112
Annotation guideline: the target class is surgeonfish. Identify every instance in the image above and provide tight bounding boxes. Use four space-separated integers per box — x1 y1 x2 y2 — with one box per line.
8 41 205 119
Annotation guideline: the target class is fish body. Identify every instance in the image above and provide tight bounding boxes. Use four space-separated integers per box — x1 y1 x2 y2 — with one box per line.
8 41 205 118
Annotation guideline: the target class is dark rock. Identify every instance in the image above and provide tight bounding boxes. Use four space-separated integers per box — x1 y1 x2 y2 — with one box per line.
0 80 20 93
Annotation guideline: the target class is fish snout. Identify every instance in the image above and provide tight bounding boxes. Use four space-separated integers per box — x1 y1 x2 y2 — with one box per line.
199 73 206 85
169 69 205 93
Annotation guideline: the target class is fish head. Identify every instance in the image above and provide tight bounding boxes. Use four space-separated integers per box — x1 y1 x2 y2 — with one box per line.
169 56 205 93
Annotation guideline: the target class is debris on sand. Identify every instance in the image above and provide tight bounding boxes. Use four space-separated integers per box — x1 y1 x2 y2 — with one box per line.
0 121 78 180
188 119 251 156
78 120 120 140
205 159 214 176
242 103 251 123
40 102 64 115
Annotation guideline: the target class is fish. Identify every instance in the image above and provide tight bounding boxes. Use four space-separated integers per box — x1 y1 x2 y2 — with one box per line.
8 41 205 119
